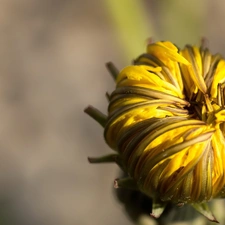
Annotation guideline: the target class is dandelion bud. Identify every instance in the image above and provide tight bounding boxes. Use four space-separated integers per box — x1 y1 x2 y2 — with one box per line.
85 41 225 223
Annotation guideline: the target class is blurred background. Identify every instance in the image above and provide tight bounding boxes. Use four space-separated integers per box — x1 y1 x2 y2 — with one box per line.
0 0 224 224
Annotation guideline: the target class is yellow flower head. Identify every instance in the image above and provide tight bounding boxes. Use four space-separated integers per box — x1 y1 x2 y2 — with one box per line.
85 41 225 223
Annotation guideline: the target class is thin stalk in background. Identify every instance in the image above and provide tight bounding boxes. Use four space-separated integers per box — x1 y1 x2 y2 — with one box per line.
104 0 157 62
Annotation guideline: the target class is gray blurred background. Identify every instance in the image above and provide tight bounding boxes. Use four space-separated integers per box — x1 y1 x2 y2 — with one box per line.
0 0 224 225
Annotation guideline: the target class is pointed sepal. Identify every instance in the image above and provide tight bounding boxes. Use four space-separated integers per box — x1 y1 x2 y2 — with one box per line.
192 202 219 223
150 198 167 219
84 105 107 127
114 177 138 190
88 154 118 163
88 154 123 169
105 92 110 101
106 62 119 81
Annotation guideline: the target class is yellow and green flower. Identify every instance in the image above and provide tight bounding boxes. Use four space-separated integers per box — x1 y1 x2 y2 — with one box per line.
85 41 225 223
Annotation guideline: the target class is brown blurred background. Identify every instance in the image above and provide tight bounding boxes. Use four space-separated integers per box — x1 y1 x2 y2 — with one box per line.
0 0 223 225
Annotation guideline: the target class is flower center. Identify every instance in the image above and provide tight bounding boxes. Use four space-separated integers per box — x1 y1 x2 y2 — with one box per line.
187 91 225 128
